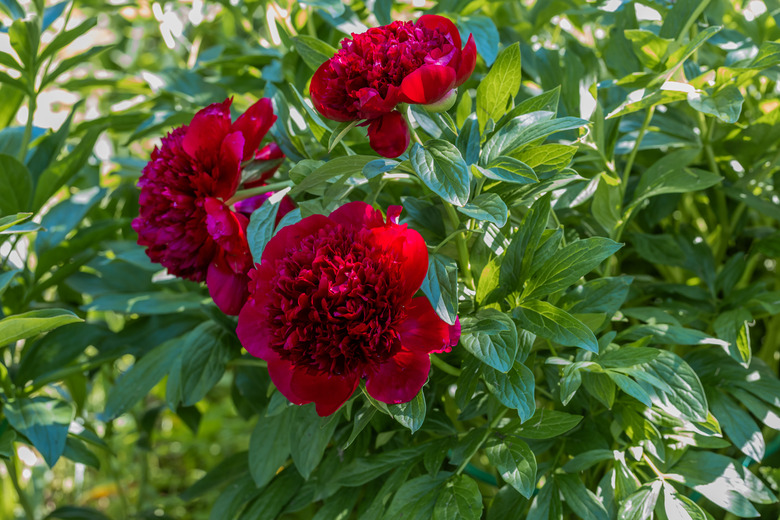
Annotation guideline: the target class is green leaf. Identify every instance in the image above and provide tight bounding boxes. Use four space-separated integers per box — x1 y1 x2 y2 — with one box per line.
420 254 459 326
4 397 74 467
335 444 429 487
383 473 449 520
460 309 518 372
35 186 105 255
238 469 302 520
631 149 721 207
624 30 671 69
562 449 614 473
292 35 337 70
457 115 481 165
0 212 31 232
559 276 633 315
41 44 113 89
459 16 498 66
411 141 471 206
249 410 292 488
713 309 752 367
687 84 744 124
514 144 576 173
290 404 339 479
178 322 235 406
662 482 708 520
708 390 765 461
499 192 551 294
617 480 662 520
247 194 286 262
640 351 709 422
506 408 583 440
45 506 112 520
555 473 610 520
40 17 97 62
63 436 100 469
476 43 522 131
82 292 209 314
592 176 622 233
0 154 32 214
522 237 623 300
328 120 358 152
527 480 562 520
209 477 260 520
343 403 376 449
484 156 539 184
0 309 83 347
181 450 249 501
598 346 660 368
483 115 589 165
103 338 183 420
481 362 535 420
33 127 103 210
485 435 536 498
289 155 375 196
433 475 483 520
456 193 508 226
666 451 777 517
387 389 426 434
0 0 24 19
513 300 598 352
9 17 40 71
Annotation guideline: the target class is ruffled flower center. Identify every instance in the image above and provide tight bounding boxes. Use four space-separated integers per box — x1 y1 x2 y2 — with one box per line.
266 224 407 376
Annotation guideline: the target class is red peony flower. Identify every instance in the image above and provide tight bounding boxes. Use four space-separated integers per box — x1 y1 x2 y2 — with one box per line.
236 201 461 416
310 15 476 158
132 97 282 316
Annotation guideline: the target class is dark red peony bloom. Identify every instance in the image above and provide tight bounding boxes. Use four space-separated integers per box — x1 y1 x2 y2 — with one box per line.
310 15 476 158
132 97 283 315
237 201 460 416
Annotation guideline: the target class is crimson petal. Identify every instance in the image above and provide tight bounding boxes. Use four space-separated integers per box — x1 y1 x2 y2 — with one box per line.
182 98 233 163
455 34 477 87
207 259 249 316
400 64 456 105
367 111 411 158
231 98 276 161
290 370 359 416
237 298 278 361
370 223 428 300
416 14 462 48
366 349 430 405
329 201 385 230
260 214 332 266
311 61 355 122
398 297 461 354
267 359 310 406
216 131 244 199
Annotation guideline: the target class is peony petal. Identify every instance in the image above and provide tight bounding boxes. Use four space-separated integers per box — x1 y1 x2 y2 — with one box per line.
370 222 428 300
455 34 477 87
398 297 461 354
329 201 385 230
216 131 244 199
400 64 456 105
182 98 233 163
231 98 276 161
237 297 279 361
261 214 332 266
416 14 462 48
310 61 356 122
267 359 310 406
366 349 430 405
366 111 411 158
207 258 249 316
290 370 359 416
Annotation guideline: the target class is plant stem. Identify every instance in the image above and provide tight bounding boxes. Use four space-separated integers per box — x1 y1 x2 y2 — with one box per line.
455 409 508 476
18 95 36 163
430 355 461 377
430 228 471 254
4 457 35 520
225 181 294 205
444 203 474 289
621 106 655 195
642 453 666 480
227 358 268 369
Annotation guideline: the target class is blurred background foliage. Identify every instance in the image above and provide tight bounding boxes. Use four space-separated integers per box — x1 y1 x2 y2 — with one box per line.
0 0 779 519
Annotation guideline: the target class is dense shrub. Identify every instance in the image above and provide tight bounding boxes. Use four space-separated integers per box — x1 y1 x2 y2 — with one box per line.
0 1 779 519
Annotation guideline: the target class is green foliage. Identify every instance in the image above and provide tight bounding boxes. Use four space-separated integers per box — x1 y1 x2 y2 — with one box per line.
0 1 779 519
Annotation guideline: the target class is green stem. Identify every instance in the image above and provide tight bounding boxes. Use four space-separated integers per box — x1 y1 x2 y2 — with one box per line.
430 228 470 254
18 95 36 163
225 180 294 205
455 409 508 476
621 106 655 196
4 457 36 520
444 203 474 289
430 355 461 377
